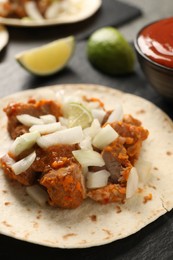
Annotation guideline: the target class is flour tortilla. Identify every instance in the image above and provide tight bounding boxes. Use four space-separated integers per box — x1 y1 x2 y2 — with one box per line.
0 84 173 248
0 0 102 27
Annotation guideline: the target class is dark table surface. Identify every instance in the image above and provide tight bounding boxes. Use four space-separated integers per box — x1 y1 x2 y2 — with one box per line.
0 1 173 259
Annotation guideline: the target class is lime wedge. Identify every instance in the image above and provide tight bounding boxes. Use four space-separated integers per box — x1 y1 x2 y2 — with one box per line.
15 36 75 76
64 102 93 129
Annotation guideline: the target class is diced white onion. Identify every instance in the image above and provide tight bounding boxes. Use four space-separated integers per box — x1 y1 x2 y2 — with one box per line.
59 116 69 127
1 154 15 167
37 126 83 148
79 135 92 150
26 185 48 206
92 124 118 150
91 109 106 124
24 1 44 20
11 151 36 175
107 102 123 123
45 2 60 19
135 159 152 183
83 119 101 139
29 122 61 135
39 114 56 124
72 150 105 168
17 114 44 127
86 170 110 189
10 131 40 157
126 167 139 199
82 166 88 176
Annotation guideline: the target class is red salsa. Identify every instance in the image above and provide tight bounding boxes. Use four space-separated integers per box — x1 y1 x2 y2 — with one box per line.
138 17 173 68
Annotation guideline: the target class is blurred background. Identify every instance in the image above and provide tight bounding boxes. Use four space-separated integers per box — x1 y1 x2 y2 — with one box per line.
120 0 173 41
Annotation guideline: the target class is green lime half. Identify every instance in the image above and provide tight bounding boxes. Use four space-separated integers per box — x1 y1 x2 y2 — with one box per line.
87 27 135 75
64 102 93 129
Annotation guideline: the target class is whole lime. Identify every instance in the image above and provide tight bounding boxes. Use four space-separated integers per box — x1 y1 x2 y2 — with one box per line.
87 27 135 75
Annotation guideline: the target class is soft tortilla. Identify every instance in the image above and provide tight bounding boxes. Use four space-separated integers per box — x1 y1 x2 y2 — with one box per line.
0 84 173 248
0 0 102 27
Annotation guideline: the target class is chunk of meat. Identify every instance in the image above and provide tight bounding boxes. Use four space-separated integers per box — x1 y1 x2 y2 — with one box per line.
87 138 133 204
102 137 132 183
4 99 62 139
0 1 26 18
1 143 79 188
123 114 142 126
40 163 85 208
87 184 126 204
0 154 37 185
110 115 149 164
32 144 79 173
0 0 51 18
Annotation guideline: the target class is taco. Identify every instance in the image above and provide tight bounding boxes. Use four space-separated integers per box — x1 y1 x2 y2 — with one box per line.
0 84 173 248
0 0 102 26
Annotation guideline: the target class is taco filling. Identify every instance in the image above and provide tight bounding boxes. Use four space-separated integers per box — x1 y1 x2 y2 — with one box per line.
0 0 96 21
0 93 149 209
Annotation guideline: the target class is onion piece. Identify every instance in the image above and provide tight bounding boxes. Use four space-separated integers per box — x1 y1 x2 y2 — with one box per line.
0 154 15 167
17 114 44 127
91 109 106 124
59 117 69 127
37 126 83 148
29 122 61 135
45 2 60 19
24 1 44 21
126 167 139 199
39 114 56 124
82 166 88 176
11 151 36 175
135 159 152 183
83 119 101 139
72 150 105 168
86 170 110 189
79 135 92 150
26 185 48 206
92 124 118 150
10 131 40 157
107 102 123 123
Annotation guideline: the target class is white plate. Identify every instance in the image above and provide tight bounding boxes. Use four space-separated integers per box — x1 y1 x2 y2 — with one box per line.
0 0 102 27
0 25 9 50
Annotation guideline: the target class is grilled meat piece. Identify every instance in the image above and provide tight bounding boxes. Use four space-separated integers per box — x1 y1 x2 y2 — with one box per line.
0 0 52 18
40 162 85 208
102 137 132 183
32 144 79 173
110 114 149 165
87 183 125 204
0 154 37 185
4 99 62 139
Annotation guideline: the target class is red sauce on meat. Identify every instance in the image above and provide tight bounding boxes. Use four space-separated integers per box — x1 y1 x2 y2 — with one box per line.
138 17 173 68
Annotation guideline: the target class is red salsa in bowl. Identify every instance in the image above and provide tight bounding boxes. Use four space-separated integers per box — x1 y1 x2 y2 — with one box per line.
137 17 173 69
134 17 173 100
